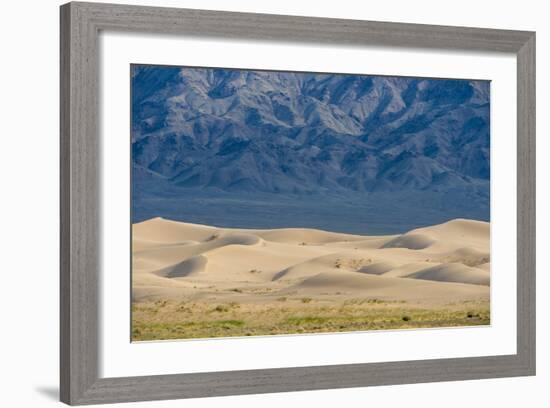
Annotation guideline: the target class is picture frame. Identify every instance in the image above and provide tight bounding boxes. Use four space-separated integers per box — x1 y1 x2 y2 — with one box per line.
60 1 536 405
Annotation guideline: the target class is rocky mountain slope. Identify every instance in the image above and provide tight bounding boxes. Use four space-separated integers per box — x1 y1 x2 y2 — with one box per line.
131 65 490 232
132 65 489 193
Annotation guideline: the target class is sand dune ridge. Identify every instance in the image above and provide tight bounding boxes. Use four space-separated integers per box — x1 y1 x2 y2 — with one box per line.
133 217 490 304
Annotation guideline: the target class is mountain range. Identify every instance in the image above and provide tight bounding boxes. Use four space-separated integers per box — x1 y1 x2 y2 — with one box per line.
131 65 490 232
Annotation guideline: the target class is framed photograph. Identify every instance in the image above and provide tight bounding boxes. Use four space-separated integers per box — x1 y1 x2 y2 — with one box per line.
60 1 536 405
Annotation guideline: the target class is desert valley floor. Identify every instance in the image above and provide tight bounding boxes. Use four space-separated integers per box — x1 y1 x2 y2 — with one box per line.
132 218 490 340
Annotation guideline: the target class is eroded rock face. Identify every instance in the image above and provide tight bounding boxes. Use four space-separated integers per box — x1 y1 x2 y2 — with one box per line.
131 65 490 232
132 66 489 194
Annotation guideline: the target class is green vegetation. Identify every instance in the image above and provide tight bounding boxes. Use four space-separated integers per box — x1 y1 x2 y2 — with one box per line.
131 299 490 341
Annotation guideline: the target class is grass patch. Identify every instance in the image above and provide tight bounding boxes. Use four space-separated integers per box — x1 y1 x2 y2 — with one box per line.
211 319 245 328
286 316 330 325
132 299 490 341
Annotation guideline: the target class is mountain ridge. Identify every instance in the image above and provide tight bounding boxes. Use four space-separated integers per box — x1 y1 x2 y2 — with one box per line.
132 66 489 195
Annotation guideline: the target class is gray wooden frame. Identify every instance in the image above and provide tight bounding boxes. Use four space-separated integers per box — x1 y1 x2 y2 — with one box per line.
60 1 536 405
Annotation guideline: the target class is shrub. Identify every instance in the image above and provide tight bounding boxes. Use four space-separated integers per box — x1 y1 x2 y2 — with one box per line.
286 316 328 325
213 319 244 328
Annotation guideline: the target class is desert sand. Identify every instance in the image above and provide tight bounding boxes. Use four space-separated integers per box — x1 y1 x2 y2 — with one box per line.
132 217 490 340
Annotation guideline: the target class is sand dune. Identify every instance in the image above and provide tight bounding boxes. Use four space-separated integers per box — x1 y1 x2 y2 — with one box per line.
382 233 436 250
438 247 490 267
243 227 366 245
381 261 440 278
358 261 400 275
405 263 489 286
273 251 371 281
287 270 488 302
153 255 208 278
133 217 216 242
132 217 490 304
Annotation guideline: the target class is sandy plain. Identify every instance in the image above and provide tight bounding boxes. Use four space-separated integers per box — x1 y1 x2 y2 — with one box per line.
132 217 490 340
